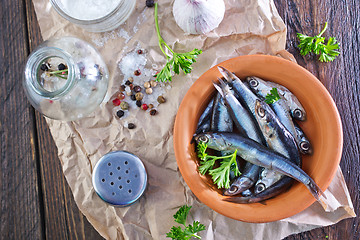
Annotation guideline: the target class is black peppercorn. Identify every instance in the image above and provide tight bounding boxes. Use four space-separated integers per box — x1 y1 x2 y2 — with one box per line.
136 100 142 107
150 109 157 116
133 85 142 93
130 94 136 101
120 85 126 92
40 63 48 71
146 0 155 7
128 123 136 129
116 110 125 118
125 80 132 86
58 63 66 70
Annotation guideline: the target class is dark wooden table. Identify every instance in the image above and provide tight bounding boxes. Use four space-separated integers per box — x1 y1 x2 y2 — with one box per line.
1 0 359 239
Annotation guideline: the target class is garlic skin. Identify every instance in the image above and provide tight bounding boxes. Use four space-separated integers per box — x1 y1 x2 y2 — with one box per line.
173 0 225 35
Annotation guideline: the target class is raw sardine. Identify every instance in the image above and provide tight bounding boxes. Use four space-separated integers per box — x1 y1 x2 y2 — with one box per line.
213 79 262 194
247 78 309 154
195 98 214 134
210 93 233 133
213 79 263 144
224 161 260 196
255 100 301 164
254 100 301 194
246 76 306 121
223 177 293 203
210 92 234 158
217 66 260 120
194 132 324 201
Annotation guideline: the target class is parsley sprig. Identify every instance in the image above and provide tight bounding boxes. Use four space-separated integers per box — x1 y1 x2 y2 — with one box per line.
154 3 202 82
265 87 281 104
197 142 240 189
297 22 340 62
166 205 206 240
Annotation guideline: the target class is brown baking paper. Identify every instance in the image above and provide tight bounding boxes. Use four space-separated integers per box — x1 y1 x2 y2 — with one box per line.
32 0 355 239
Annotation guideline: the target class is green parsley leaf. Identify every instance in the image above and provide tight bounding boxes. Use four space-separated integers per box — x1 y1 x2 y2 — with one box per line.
198 158 217 175
297 22 340 62
166 226 187 240
208 150 239 189
183 221 206 239
154 3 202 82
166 205 206 240
196 141 209 160
174 205 191 226
156 59 174 82
196 142 240 189
197 142 216 174
265 87 281 104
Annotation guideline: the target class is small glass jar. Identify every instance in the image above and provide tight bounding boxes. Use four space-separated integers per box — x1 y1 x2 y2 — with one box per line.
50 0 137 32
23 36 109 121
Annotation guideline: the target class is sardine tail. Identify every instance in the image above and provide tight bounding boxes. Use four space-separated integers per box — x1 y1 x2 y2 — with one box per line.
217 77 231 93
217 66 237 83
212 80 225 98
307 179 326 201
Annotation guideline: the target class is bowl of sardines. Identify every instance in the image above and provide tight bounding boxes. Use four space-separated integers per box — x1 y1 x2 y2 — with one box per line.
173 55 343 222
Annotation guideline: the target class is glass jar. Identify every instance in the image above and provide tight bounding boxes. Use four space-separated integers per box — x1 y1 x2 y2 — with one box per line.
23 36 109 121
50 0 137 32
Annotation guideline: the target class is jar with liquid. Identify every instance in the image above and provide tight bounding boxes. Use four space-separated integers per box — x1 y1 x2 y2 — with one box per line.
23 36 109 121
50 0 137 32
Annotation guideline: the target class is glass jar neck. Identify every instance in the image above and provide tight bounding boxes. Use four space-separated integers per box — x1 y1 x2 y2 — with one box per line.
24 47 77 99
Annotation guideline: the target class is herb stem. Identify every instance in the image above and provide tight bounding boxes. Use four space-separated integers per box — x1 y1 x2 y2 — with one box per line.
192 234 201 239
153 2 202 82
317 22 328 37
48 69 68 75
52 73 67 79
154 3 170 59
162 41 176 55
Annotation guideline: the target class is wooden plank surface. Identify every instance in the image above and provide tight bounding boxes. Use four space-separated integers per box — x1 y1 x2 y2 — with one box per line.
0 0 358 239
275 0 360 239
0 0 44 239
23 1 105 239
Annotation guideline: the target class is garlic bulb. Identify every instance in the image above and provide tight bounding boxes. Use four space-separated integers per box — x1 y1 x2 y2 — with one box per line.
173 0 225 35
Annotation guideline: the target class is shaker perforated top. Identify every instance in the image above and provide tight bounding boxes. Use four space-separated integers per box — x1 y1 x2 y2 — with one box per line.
92 151 147 207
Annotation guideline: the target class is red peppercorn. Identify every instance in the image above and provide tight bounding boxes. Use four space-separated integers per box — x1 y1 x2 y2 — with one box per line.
117 92 125 100
137 49 143 54
141 104 148 110
112 98 121 106
134 69 141 76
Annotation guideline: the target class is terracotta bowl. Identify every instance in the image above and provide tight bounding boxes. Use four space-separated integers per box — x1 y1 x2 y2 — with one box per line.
173 55 343 223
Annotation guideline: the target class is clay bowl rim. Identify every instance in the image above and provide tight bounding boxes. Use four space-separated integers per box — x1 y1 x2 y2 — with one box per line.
173 54 343 223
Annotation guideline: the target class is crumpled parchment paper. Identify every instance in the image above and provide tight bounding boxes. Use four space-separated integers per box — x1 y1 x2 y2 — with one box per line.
32 0 356 239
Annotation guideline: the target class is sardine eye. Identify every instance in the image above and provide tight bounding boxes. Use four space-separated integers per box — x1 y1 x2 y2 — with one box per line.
255 183 266 193
228 185 238 194
198 136 209 143
248 78 259 87
300 141 310 151
257 107 266 118
293 109 303 119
